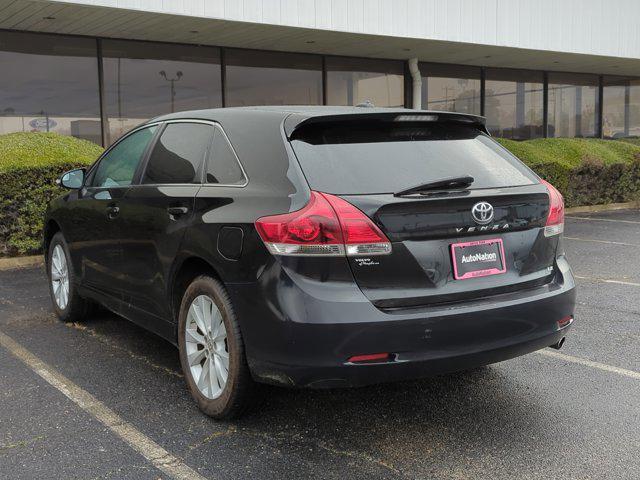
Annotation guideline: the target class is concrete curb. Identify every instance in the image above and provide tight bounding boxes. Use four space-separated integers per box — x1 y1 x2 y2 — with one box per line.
565 202 639 214
0 255 44 271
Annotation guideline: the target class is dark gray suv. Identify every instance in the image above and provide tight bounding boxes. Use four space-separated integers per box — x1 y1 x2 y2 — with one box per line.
44 107 576 419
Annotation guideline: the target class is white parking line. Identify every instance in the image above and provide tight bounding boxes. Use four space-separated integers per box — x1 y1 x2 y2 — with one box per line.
574 275 640 287
566 216 640 225
564 236 640 248
537 349 640 380
0 329 208 480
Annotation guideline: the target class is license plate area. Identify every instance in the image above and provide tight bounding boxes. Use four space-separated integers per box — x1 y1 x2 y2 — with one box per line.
451 238 506 280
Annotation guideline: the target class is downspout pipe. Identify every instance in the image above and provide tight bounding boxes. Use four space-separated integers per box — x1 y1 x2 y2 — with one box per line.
408 58 422 110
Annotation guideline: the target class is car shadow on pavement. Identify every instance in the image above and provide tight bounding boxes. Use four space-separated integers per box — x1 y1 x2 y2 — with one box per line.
29 301 558 474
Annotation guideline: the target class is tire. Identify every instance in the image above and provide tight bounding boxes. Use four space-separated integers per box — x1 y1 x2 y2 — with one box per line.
178 275 254 419
47 232 90 323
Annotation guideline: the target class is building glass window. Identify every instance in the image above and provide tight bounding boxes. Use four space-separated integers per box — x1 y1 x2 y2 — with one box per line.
548 72 599 138
485 69 544 139
603 76 640 138
326 57 404 107
225 49 322 107
102 40 222 145
421 63 481 115
0 31 101 144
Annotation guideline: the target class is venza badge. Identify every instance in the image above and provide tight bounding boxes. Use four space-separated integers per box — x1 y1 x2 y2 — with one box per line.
471 201 494 225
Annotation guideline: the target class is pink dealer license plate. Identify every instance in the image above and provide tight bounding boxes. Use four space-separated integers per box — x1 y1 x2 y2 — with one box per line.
450 238 506 280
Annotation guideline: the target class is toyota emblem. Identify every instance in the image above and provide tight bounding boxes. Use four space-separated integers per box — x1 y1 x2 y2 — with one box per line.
471 201 494 225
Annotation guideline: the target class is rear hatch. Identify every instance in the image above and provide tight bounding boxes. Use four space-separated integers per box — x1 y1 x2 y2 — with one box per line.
288 114 558 310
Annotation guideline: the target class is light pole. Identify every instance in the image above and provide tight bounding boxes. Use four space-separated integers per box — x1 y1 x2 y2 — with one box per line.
159 70 183 113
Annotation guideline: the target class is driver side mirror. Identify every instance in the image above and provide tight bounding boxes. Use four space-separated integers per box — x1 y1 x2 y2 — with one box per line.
57 168 85 189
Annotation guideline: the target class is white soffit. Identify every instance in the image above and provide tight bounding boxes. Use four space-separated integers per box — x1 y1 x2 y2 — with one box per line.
0 0 638 76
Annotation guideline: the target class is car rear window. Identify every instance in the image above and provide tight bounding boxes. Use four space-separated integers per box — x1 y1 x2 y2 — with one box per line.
289 121 537 195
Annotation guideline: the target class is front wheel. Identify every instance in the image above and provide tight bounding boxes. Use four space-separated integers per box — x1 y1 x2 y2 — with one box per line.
47 232 89 322
177 275 254 419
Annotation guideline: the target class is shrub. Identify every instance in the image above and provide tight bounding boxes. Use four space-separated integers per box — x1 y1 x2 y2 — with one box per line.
497 138 640 207
0 132 103 256
617 137 640 147
1 132 639 257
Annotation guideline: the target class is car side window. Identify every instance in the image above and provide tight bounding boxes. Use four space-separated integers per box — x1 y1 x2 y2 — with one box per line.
142 123 214 185
205 127 246 185
91 126 157 188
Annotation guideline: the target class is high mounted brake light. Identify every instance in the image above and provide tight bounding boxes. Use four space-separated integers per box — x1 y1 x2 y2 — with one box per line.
541 179 565 237
255 191 392 257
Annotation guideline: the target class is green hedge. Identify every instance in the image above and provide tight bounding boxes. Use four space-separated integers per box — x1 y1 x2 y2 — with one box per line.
497 138 640 207
0 132 103 256
1 132 640 257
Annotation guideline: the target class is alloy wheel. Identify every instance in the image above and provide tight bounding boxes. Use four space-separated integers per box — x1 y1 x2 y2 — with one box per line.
185 295 229 399
51 244 69 310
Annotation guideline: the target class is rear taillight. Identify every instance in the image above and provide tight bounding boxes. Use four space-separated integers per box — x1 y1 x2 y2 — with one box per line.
347 353 391 363
255 191 392 257
557 315 573 328
541 179 564 237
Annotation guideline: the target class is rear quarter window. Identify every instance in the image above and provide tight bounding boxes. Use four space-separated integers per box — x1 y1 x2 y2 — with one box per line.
290 122 536 195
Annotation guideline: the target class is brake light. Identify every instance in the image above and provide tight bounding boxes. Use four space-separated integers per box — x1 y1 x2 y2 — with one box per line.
541 179 564 237
255 191 392 257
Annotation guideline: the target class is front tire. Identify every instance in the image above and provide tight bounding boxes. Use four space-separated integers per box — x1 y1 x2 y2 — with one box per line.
178 275 254 419
47 232 89 322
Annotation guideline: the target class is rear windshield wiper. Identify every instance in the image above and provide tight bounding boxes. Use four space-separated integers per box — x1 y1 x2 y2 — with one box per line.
394 175 475 197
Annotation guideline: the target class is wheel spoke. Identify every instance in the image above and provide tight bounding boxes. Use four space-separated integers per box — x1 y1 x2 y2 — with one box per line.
209 357 219 395
213 319 226 342
218 350 229 370
185 328 205 345
52 250 61 272
210 309 222 337
197 357 211 395
63 283 69 308
188 348 206 366
189 303 207 334
214 354 228 382
199 296 212 334
53 281 61 304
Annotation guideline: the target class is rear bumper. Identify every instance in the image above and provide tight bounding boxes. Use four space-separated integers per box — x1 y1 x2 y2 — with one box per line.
228 256 576 388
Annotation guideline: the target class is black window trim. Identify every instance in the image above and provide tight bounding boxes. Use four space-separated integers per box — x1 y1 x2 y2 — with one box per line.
127 119 249 188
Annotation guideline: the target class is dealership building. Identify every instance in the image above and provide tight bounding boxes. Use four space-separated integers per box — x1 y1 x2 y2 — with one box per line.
1 0 639 146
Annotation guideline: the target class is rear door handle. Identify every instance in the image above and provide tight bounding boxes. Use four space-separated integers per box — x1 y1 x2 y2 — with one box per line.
167 206 189 217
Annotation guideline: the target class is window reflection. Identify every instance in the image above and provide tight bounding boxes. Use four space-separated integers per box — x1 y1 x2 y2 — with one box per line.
326 57 404 107
102 40 222 145
485 69 544 139
0 31 101 144
548 73 599 138
421 63 481 115
225 49 322 106
603 77 640 138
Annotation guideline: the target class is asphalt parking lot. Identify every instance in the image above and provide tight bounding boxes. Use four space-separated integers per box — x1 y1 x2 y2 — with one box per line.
1 209 639 480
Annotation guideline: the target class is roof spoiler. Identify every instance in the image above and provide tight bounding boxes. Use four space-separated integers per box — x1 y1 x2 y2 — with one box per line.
284 111 489 138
